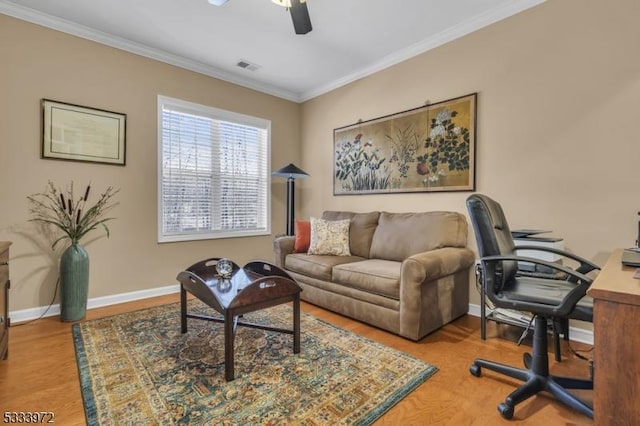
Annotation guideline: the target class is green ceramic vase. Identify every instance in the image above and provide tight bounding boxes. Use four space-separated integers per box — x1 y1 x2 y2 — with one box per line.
60 243 89 322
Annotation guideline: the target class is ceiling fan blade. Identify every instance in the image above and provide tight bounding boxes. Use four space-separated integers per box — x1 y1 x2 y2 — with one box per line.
290 0 312 35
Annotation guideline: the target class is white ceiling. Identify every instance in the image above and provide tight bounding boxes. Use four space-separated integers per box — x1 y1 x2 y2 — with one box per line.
1 0 544 102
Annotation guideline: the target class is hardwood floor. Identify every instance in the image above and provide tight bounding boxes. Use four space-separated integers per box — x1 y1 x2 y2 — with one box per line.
0 295 594 425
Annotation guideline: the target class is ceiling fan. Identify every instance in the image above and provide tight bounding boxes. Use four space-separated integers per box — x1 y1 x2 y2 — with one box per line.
207 0 312 35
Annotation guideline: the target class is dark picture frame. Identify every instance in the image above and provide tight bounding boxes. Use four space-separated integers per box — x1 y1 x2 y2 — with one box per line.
333 93 476 195
41 99 126 166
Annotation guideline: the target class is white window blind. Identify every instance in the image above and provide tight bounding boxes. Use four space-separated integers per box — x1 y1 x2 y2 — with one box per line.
158 96 270 242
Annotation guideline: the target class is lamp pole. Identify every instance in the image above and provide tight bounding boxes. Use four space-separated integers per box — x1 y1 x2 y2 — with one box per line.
272 163 310 236
286 176 295 236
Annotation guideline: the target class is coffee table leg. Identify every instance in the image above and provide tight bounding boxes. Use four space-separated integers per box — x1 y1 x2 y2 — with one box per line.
293 295 300 354
180 284 187 334
224 311 235 381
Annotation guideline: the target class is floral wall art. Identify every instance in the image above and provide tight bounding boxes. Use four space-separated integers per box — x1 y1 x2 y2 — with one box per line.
333 93 476 195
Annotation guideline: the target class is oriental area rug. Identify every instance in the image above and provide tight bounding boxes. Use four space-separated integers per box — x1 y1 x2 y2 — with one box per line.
72 300 437 425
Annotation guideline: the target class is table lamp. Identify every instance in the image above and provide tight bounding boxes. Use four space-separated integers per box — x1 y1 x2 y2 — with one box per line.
272 163 310 236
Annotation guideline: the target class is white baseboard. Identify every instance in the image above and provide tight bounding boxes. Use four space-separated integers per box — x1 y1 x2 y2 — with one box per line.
9 284 180 324
8 291 594 346
467 303 593 345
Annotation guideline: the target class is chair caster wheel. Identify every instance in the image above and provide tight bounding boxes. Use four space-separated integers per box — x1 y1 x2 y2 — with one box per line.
469 364 481 377
498 402 514 419
523 352 532 369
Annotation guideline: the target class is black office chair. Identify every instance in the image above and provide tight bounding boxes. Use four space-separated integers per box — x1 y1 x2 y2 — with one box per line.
466 194 599 420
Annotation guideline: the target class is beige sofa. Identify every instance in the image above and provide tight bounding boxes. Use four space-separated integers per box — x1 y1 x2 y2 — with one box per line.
273 210 475 341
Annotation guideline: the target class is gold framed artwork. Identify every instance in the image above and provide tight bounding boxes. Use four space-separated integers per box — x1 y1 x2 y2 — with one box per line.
41 99 126 166
333 93 476 195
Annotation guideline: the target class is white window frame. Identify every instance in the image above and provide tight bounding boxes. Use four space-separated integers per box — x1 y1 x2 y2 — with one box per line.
157 95 271 243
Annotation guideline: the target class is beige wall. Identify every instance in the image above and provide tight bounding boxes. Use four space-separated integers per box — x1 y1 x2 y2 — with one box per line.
0 15 301 311
2 0 639 315
299 0 640 306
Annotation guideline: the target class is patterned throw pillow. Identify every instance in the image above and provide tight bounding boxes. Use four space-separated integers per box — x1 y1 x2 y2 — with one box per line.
307 217 351 256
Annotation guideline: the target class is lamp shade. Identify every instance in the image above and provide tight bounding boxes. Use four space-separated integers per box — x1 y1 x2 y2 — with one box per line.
272 163 310 179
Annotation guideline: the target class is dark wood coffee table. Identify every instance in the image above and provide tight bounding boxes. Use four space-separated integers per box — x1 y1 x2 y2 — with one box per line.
177 258 302 381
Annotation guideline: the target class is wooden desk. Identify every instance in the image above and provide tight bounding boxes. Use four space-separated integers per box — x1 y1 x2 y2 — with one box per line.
587 248 640 425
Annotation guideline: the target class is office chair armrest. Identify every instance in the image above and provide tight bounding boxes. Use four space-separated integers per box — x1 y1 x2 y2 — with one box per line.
481 254 594 284
514 245 600 273
481 254 593 317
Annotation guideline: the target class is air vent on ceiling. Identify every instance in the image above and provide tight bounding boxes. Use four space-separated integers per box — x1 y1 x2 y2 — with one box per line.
236 59 261 71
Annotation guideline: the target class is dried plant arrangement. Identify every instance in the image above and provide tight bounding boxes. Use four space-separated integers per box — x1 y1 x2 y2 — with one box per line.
27 181 120 249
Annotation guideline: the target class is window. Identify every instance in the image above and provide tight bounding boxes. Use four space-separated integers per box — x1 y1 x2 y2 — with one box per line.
158 96 270 242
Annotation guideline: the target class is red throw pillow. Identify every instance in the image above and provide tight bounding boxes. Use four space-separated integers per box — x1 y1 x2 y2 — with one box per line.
293 219 311 253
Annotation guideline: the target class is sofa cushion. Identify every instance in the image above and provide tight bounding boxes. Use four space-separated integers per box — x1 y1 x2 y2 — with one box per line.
322 211 380 258
308 217 351 256
285 253 365 281
332 259 401 300
293 219 311 253
369 211 468 261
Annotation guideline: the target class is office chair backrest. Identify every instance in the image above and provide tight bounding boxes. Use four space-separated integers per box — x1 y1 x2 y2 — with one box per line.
466 194 518 292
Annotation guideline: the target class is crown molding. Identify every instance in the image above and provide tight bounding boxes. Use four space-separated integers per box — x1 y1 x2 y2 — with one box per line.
1 0 544 104
299 0 546 102
0 0 302 102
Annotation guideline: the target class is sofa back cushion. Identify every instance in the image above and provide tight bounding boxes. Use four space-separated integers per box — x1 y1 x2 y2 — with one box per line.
322 211 380 258
369 211 468 261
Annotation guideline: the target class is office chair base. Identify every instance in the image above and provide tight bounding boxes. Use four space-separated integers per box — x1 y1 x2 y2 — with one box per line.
497 402 514 419
469 317 593 420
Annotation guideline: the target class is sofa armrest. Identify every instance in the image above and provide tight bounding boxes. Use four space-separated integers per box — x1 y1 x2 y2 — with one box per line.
273 236 296 268
402 247 476 283
399 246 475 340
